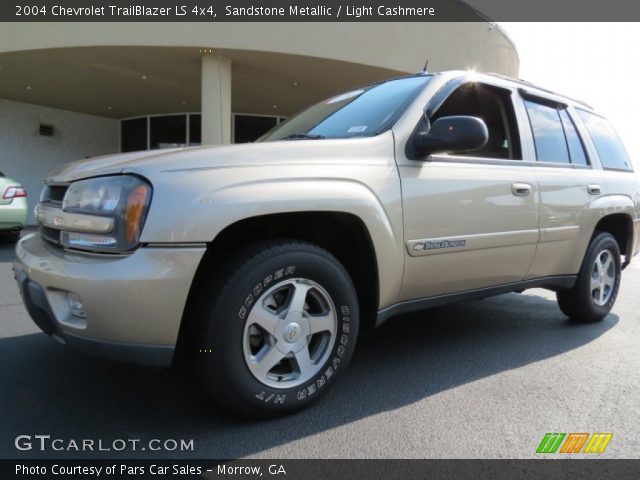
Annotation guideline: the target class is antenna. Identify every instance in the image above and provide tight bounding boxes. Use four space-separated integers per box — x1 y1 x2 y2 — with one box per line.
422 58 429 72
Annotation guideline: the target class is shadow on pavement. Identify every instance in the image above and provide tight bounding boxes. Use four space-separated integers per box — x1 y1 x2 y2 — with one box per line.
0 284 618 459
0 239 17 262
0 227 35 261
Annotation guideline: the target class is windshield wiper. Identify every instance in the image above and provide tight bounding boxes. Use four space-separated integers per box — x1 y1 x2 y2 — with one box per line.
280 133 326 140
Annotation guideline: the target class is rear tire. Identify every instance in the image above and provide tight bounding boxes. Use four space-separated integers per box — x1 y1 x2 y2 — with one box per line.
195 240 359 418
556 232 621 323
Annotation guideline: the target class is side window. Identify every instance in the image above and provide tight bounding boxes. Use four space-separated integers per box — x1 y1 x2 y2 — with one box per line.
577 110 633 171
523 99 570 164
559 109 589 165
431 83 521 160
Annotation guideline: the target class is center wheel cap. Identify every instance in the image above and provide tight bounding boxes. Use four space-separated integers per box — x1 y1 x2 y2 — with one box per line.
283 322 302 343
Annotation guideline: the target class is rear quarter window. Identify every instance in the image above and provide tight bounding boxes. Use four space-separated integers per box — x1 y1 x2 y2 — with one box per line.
577 110 633 171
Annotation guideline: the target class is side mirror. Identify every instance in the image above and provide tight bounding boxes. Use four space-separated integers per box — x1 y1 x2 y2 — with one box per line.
413 115 488 157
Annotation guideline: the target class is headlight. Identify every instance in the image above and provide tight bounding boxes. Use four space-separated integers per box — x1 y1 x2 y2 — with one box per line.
59 175 152 252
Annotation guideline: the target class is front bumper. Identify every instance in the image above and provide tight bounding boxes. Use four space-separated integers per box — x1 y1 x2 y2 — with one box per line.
13 233 205 367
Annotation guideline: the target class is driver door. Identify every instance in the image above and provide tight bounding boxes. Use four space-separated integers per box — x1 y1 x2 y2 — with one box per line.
397 80 539 301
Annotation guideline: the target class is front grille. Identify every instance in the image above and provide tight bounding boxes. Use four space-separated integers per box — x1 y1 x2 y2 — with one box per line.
40 185 68 206
38 184 68 247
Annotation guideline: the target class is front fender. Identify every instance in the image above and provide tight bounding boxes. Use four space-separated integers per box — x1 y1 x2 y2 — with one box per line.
141 173 404 309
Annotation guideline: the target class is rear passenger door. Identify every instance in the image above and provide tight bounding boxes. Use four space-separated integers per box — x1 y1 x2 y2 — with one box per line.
518 94 606 278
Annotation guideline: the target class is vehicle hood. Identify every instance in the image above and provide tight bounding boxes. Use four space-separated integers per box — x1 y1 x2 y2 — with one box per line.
45 133 393 184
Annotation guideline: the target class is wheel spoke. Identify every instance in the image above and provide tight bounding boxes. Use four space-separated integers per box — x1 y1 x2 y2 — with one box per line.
602 254 613 273
598 283 605 305
252 346 286 379
595 254 605 275
590 275 601 293
308 311 336 335
603 272 616 289
287 282 312 313
247 304 280 334
294 345 314 378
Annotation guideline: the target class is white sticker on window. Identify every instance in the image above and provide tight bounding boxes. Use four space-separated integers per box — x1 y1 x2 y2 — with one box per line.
327 90 365 104
347 125 368 133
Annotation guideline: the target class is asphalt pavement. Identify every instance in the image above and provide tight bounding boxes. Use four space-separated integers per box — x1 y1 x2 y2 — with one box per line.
1 233 639 459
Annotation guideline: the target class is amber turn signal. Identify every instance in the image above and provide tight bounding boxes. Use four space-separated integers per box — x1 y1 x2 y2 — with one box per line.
124 184 150 244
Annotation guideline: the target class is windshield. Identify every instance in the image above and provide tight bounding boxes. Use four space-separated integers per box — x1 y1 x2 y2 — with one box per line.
259 75 431 141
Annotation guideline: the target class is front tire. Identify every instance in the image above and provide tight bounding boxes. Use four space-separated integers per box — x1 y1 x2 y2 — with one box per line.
556 232 621 323
196 240 359 418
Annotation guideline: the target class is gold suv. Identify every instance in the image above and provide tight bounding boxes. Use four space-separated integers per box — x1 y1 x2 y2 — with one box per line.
13 71 640 417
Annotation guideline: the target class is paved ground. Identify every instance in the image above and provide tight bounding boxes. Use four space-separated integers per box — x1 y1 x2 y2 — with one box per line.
1 233 639 459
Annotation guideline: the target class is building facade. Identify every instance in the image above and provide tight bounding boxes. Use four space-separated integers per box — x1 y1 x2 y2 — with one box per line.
0 21 518 222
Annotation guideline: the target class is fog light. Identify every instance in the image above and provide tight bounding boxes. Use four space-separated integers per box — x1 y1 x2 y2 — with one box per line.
61 231 117 249
67 292 86 318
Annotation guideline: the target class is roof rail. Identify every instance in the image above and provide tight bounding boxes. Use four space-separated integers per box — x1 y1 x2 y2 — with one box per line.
485 73 593 110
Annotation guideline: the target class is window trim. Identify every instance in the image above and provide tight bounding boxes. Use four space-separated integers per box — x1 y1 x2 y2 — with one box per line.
408 79 524 162
424 155 593 169
521 94 593 169
557 107 591 167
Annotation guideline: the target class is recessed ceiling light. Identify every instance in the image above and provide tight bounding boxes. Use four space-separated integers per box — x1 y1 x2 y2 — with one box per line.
181 101 187 105
26 86 32 90
272 104 278 109
140 75 147 80
292 81 300 87
107 106 112 111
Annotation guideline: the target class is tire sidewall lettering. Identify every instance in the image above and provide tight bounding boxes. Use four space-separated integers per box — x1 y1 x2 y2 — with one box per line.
238 265 296 321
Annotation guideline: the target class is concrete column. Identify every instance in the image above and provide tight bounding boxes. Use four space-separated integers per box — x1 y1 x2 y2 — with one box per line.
201 51 231 145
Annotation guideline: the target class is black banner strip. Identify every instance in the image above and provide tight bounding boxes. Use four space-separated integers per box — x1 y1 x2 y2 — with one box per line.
3 0 640 22
4 459 640 480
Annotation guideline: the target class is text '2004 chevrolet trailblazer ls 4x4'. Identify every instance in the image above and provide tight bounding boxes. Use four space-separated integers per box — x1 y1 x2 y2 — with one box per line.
14 71 640 417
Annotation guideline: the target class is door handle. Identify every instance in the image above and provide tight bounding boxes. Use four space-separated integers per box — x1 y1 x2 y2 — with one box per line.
512 183 532 196
587 184 602 196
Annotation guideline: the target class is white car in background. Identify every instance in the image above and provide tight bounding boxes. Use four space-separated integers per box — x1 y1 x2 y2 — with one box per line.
0 171 27 242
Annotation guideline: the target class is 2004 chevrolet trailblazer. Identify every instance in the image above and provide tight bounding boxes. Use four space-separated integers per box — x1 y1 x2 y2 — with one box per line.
14 71 640 417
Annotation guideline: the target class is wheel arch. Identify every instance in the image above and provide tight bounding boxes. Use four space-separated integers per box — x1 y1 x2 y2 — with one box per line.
177 211 384 356
592 212 634 265
587 193 636 261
